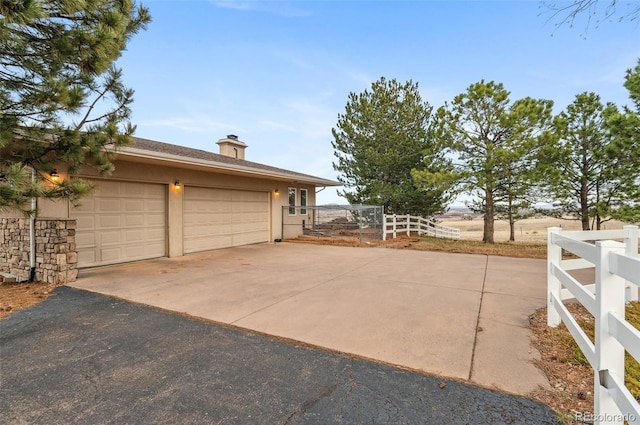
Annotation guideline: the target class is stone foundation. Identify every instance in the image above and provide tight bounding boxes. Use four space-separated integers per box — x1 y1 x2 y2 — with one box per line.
0 218 77 284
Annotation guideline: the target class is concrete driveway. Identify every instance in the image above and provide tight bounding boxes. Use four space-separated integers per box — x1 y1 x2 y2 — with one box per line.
70 242 551 396
1 286 560 424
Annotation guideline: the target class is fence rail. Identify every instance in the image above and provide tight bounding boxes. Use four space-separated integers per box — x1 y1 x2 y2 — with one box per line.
547 225 640 424
382 214 460 240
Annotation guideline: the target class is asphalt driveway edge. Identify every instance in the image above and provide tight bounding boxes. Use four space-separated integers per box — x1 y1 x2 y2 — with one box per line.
73 284 547 398
1 286 562 424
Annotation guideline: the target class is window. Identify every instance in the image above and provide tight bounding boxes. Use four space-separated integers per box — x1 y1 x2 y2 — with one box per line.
300 189 307 215
288 187 296 215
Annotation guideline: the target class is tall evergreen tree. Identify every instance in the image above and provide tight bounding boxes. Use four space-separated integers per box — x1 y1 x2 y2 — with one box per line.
436 81 554 243
494 97 555 241
331 77 453 216
545 91 639 229
602 60 640 224
0 0 151 212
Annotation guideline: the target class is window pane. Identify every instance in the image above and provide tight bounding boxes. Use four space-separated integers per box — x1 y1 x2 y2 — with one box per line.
288 187 296 215
300 189 307 215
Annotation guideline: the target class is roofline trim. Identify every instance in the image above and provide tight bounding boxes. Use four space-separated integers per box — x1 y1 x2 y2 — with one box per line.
116 146 341 186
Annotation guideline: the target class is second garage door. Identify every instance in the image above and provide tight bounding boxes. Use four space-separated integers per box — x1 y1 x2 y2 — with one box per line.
183 187 269 253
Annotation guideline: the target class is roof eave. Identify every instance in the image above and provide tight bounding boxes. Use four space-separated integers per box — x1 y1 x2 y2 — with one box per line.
116 147 341 187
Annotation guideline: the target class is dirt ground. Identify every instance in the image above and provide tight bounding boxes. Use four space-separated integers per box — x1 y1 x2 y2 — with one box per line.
528 304 595 424
0 281 58 320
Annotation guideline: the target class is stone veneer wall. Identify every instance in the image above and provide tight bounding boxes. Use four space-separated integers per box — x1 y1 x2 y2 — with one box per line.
0 218 77 284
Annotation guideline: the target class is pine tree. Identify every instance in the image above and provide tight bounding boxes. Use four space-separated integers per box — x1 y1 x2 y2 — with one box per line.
0 0 151 212
331 77 454 216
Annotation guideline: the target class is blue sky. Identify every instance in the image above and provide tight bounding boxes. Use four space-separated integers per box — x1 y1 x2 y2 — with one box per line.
117 0 640 205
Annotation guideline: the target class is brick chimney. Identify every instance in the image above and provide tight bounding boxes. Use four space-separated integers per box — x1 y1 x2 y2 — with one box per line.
216 134 247 160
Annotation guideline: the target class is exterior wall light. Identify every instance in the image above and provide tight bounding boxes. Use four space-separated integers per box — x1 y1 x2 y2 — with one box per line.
174 180 181 189
274 189 279 196
50 169 60 182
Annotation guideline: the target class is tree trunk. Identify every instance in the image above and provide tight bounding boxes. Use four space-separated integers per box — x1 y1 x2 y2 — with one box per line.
508 193 515 242
580 179 590 231
595 182 601 230
509 219 515 242
483 189 494 244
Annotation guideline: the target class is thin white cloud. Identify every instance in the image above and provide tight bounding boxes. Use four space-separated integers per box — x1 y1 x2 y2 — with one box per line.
210 1 312 17
258 120 297 132
139 116 243 134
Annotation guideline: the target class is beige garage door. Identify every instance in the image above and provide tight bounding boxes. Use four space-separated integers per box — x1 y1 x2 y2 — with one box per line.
72 180 166 267
183 187 269 253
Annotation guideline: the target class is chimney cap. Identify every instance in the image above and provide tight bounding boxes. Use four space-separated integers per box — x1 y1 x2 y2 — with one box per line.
227 134 238 140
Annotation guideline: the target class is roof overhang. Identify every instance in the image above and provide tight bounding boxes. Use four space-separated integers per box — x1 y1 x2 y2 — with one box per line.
115 146 341 187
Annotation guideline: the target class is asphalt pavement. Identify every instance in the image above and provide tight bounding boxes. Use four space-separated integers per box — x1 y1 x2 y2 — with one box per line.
0 286 561 424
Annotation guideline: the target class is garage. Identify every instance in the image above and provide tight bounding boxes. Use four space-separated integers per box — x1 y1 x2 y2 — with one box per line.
183 187 269 253
71 180 167 267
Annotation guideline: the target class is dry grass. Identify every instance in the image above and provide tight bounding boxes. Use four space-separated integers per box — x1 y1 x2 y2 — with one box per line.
289 233 548 258
529 302 640 424
438 216 629 244
388 235 548 258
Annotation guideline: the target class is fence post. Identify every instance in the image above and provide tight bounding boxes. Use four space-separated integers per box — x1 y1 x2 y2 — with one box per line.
594 240 626 425
382 214 387 241
624 225 639 303
392 215 397 239
406 214 411 236
547 227 562 327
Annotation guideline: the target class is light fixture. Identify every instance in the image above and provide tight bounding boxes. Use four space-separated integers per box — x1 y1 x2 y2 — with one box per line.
50 169 59 182
274 189 279 196
174 180 181 189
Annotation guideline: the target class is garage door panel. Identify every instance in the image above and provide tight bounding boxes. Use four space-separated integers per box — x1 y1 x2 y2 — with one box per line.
125 214 144 226
146 199 166 211
232 191 265 202
100 247 123 263
123 184 145 197
233 231 267 246
74 198 95 212
100 230 122 244
98 182 120 196
125 199 144 212
184 187 268 254
232 202 264 213
234 211 268 221
146 227 165 240
124 229 145 243
100 199 122 212
233 221 268 232
145 213 165 226
78 250 96 265
71 180 166 267
100 215 121 228
75 215 95 229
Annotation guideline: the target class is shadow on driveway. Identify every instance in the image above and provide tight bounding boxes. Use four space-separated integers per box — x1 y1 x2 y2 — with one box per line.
0 287 560 424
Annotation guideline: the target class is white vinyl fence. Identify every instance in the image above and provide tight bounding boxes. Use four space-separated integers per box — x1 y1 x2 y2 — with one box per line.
382 214 460 240
547 225 640 424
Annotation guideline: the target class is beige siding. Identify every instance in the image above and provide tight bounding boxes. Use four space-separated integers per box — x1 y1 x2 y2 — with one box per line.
183 187 268 253
71 180 166 267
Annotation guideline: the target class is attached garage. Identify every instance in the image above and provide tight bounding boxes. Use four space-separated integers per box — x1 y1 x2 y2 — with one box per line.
71 180 166 267
183 186 269 254
2 135 340 282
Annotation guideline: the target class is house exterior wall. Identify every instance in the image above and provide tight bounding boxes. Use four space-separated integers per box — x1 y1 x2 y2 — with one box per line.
17 159 318 265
